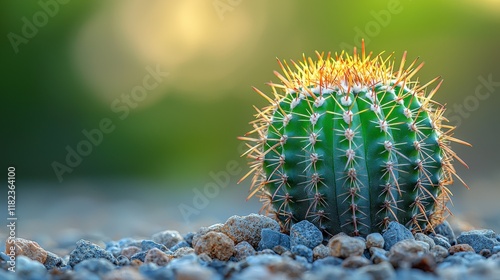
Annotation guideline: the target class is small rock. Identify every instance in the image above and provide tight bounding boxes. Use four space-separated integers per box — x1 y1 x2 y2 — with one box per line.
449 244 475 255
44 251 64 270
434 221 456 245
173 247 195 258
492 245 500 254
69 239 117 267
257 248 276 255
328 235 366 258
184 232 195 246
74 258 115 275
292 244 313 263
170 241 190 252
383 222 414 251
369 247 389 264
258 228 290 250
130 251 147 262
431 234 451 249
358 262 396 280
234 241 256 261
104 267 146 280
366 233 385 249
342 255 371 268
389 239 429 269
141 240 168 253
415 233 435 249
194 231 235 261
144 247 172 266
151 230 184 249
221 214 280 248
116 255 130 266
457 229 499 253
290 220 323 249
272 245 288 255
312 244 330 261
192 224 224 248
120 246 141 259
480 249 492 258
5 238 48 263
430 245 448 263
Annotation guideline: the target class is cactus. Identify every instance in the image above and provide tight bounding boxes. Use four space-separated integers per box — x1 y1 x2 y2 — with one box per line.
239 43 469 236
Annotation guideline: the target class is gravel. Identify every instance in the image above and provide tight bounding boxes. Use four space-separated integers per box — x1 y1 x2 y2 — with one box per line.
2 214 500 279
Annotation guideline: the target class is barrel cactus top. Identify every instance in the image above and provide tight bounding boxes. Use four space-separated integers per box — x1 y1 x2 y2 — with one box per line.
239 43 469 237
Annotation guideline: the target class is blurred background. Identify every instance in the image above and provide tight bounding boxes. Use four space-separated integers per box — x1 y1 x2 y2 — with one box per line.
1 0 499 246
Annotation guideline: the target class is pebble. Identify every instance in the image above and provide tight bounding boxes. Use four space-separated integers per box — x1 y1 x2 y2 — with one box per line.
43 251 64 270
69 239 117 267
492 245 500 254
312 244 330 261
434 221 457 245
383 222 414 251
141 240 168 253
312 256 343 270
130 251 147 262
120 246 141 259
430 245 449 263
184 232 195 246
5 238 48 263
257 228 290 250
173 247 195 258
341 255 371 268
292 244 313 263
194 231 235 261
431 234 451 249
449 243 475 255
328 235 366 258
358 261 396 280
144 247 172 266
370 247 389 264
192 224 224 248
457 229 500 253
151 230 184 249
234 241 256 261
415 233 435 249
221 214 280 248
73 258 115 275
366 233 385 249
170 241 190 252
290 220 323 249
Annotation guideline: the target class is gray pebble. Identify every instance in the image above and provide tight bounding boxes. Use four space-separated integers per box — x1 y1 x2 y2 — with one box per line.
16 255 49 279
366 232 385 249
73 258 115 275
433 221 456 245
432 234 451 249
152 230 184 249
383 221 414 251
290 220 323 249
44 251 64 270
169 241 190 252
430 245 449 263
312 244 330 261
116 255 130 266
415 233 435 249
69 239 117 267
183 232 195 246
492 245 500 254
130 251 147 262
141 240 169 252
258 228 290 250
457 229 500 253
292 244 313 263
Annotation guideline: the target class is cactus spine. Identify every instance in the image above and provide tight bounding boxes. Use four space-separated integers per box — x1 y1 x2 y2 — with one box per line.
239 43 469 236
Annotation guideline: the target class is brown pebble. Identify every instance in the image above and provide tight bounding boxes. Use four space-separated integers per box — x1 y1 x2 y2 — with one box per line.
5 238 47 263
194 232 235 261
144 247 172 266
313 244 331 261
411 254 436 273
449 244 474 255
121 246 141 259
328 235 366 258
130 259 143 267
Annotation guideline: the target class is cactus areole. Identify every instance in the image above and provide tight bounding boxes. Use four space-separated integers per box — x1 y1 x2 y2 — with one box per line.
239 43 469 237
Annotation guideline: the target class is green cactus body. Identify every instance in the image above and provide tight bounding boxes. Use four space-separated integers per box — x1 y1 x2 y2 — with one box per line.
240 45 468 236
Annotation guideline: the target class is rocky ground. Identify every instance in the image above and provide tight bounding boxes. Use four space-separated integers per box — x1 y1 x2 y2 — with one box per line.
1 214 500 279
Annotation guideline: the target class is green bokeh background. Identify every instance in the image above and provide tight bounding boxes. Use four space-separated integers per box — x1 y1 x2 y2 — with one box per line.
1 0 500 236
